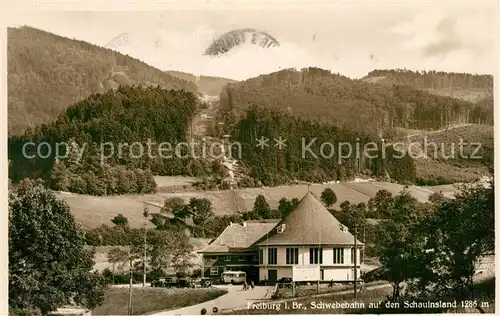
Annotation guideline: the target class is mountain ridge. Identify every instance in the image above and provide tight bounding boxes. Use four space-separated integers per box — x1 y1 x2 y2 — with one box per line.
8 26 198 136
218 67 493 138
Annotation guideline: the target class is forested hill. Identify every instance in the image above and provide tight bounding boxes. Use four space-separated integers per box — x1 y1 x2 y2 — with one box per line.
8 26 197 136
363 69 493 102
8 86 200 195
219 67 493 138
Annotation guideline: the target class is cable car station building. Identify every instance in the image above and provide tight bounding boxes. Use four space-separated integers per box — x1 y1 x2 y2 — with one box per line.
198 191 363 283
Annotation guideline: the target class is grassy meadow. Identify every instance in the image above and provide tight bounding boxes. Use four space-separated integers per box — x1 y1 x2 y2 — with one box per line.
93 287 228 315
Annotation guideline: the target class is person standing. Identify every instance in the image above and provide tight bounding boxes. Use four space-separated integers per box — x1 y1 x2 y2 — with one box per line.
251 280 255 290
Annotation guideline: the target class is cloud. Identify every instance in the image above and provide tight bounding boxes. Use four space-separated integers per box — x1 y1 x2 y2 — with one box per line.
387 5 494 57
384 4 495 74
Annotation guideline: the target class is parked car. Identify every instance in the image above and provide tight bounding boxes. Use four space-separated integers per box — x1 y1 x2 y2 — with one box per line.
176 277 192 288
200 277 212 287
165 276 179 287
189 277 212 288
151 277 168 287
210 277 222 285
278 277 293 283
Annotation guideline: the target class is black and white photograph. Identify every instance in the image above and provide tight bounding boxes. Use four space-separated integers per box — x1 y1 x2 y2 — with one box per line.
4 1 497 315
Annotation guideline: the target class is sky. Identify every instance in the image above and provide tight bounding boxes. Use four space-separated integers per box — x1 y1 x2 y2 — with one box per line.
5 1 498 80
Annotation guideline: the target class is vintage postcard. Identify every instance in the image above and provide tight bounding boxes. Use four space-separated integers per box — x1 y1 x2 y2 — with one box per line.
4 1 496 315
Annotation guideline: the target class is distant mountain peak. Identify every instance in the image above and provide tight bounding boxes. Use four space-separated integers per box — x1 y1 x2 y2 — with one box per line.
204 28 280 56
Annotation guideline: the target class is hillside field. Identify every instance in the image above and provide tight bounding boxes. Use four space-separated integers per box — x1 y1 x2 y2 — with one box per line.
58 181 460 230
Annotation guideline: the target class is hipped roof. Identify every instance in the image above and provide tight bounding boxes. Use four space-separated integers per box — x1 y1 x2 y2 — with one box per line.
198 220 279 253
256 192 364 246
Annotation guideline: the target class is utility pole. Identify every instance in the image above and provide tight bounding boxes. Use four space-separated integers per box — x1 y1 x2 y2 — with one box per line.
354 225 358 299
362 226 366 265
143 204 149 287
128 256 133 316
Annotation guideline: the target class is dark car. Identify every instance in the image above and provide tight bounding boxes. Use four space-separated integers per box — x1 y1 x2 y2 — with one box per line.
189 277 212 288
176 277 192 288
201 277 212 287
209 277 222 285
279 277 293 283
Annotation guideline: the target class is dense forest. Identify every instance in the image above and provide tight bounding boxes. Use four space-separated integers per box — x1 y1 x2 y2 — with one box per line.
8 86 204 195
220 67 493 137
226 105 416 186
8 26 197 136
364 69 494 126
9 86 418 195
364 69 493 94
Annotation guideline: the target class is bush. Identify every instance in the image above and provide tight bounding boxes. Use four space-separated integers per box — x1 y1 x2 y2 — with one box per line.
363 267 388 282
238 176 256 188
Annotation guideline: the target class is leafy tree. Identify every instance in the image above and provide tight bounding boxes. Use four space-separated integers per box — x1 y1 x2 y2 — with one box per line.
252 195 271 219
211 160 229 178
9 179 106 315
321 188 337 208
158 197 215 237
367 189 394 218
414 180 494 301
163 197 188 219
130 229 194 273
188 198 215 237
336 200 366 233
107 247 129 283
111 213 129 227
278 198 298 217
375 189 423 300
428 191 447 204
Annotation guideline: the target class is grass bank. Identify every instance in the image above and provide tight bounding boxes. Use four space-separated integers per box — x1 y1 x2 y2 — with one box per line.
229 286 391 314
292 281 388 298
93 287 227 315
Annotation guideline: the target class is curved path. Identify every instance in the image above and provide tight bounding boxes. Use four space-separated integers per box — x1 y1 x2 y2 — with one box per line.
391 123 472 143
149 285 272 315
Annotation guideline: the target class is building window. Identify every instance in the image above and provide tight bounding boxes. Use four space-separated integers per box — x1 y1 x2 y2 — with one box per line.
259 249 264 264
268 248 277 265
252 255 258 262
238 255 245 261
210 267 218 276
309 247 323 264
286 248 299 265
333 248 344 264
225 255 231 262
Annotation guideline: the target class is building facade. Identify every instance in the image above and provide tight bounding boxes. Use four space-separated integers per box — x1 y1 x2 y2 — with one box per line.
198 220 279 283
198 191 364 283
257 245 361 281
